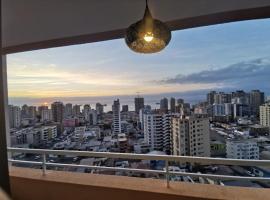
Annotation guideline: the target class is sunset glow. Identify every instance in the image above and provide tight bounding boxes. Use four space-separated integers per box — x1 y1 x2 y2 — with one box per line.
7 19 270 100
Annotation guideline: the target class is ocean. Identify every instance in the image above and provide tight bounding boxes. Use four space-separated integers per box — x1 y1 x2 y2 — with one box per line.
8 91 207 112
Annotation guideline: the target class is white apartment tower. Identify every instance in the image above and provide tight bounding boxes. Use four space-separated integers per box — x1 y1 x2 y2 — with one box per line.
172 114 210 157
143 113 178 154
112 99 121 135
260 102 270 127
9 105 21 128
144 113 163 152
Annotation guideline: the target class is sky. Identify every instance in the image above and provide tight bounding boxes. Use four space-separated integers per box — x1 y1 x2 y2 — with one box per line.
7 18 270 104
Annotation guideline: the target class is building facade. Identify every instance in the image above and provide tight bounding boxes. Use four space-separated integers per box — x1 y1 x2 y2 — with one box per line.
9 105 21 128
51 102 64 123
40 126 57 142
172 114 210 157
260 102 270 127
41 109 53 122
64 103 73 117
72 104 81 116
112 99 121 135
226 140 259 159
250 90 265 117
143 112 179 154
122 105 129 112
170 97 176 113
135 97 144 114
160 98 169 112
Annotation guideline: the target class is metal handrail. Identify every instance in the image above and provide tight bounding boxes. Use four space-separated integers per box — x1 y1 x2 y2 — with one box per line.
7 147 270 187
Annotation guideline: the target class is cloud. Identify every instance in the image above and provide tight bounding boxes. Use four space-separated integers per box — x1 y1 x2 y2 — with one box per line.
160 58 270 92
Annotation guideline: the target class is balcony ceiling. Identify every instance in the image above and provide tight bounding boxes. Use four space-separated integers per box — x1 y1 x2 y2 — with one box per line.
2 0 270 54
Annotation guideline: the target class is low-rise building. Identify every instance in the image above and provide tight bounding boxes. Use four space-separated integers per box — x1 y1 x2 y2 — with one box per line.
226 139 259 159
40 126 57 142
74 126 86 142
10 128 34 147
10 125 57 147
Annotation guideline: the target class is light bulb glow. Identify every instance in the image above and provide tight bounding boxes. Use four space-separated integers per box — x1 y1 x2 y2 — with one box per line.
144 32 154 42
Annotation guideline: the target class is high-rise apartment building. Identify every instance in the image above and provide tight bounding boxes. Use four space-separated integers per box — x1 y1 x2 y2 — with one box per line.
172 114 210 157
231 96 250 105
260 102 270 127
135 97 144 114
183 103 191 115
38 105 48 115
51 102 64 123
83 104 90 122
21 104 29 119
160 97 168 112
139 105 151 130
28 106 37 119
170 97 176 113
83 104 90 112
233 104 250 119
88 109 98 125
112 99 121 135
162 114 178 154
21 105 36 119
96 103 104 115
83 104 90 118
250 90 265 117
143 112 178 154
232 90 246 98
64 103 73 117
194 102 209 115
177 98 184 105
143 113 163 152
72 104 81 116
9 105 21 128
41 109 52 122
212 104 225 116
214 92 231 104
207 91 216 105
122 105 129 112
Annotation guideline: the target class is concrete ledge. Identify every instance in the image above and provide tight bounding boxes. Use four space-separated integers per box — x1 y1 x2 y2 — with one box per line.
9 167 270 200
0 188 11 200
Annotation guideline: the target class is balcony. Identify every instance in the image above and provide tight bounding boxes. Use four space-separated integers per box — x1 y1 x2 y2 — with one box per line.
5 147 270 200
8 167 270 200
2 1 270 200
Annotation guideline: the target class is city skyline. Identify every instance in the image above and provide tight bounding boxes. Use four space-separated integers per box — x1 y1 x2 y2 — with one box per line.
7 19 270 101
8 89 267 113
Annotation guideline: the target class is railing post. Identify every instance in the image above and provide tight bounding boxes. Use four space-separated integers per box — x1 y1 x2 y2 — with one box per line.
42 154 46 176
165 160 170 188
